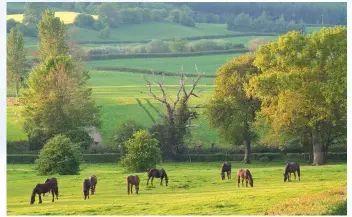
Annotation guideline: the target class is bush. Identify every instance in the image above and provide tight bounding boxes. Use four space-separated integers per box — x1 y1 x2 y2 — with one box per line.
73 13 95 28
18 24 37 37
35 134 82 175
146 40 170 53
99 27 110 39
120 130 161 172
259 156 270 162
109 120 145 157
92 19 106 31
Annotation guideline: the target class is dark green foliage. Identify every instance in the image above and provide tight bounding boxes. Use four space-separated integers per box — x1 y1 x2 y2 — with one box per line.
17 24 37 37
23 2 48 26
120 8 143 24
73 13 95 28
323 200 347 215
92 19 107 31
151 9 168 21
109 120 145 157
97 3 121 28
120 130 161 172
7 19 20 33
35 134 82 175
99 27 110 39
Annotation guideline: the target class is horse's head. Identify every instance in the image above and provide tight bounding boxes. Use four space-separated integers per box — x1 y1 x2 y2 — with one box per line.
165 178 169 186
249 179 254 187
30 195 35 204
283 173 288 182
220 172 225 180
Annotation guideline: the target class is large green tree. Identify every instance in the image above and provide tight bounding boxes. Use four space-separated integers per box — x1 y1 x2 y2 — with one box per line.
38 9 69 62
7 28 26 98
97 3 121 28
205 54 261 163
21 56 101 150
246 27 347 165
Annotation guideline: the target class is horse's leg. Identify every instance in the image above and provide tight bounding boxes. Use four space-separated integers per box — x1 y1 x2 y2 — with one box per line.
160 177 163 186
242 178 244 187
56 187 59 199
151 177 154 186
131 185 133 194
229 171 231 179
147 176 151 186
39 193 42 204
52 190 55 202
237 176 240 187
294 172 296 180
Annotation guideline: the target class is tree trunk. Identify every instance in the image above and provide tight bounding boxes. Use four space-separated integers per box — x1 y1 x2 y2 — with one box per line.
15 81 19 98
312 128 324 165
242 120 251 164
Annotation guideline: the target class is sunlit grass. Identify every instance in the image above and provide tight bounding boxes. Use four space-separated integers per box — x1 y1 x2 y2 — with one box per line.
7 162 347 215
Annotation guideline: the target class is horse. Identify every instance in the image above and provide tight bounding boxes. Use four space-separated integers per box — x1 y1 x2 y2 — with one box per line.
147 168 168 186
83 178 91 200
237 169 254 187
30 181 59 204
43 177 58 197
89 175 97 195
220 162 231 180
284 162 300 182
127 175 140 195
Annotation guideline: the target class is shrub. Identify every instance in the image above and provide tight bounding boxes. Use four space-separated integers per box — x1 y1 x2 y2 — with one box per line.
92 19 106 31
99 27 110 39
109 120 145 157
35 134 82 175
146 39 170 53
120 130 161 172
18 24 37 37
259 156 269 162
323 200 347 215
73 13 95 28
7 19 20 33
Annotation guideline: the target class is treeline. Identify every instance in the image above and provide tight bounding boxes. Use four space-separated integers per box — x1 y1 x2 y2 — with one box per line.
87 39 244 56
181 2 347 25
227 12 306 33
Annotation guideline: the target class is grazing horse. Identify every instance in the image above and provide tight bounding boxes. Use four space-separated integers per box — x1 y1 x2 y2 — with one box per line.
43 177 58 197
237 169 254 187
30 181 59 204
284 162 300 182
83 178 91 200
127 175 140 195
220 162 231 180
147 168 168 186
89 175 97 195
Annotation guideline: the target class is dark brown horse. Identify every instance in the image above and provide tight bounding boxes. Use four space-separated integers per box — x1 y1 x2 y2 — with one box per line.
30 181 59 204
43 177 58 197
237 169 254 187
89 175 97 195
127 175 140 195
147 168 168 186
284 162 300 182
83 178 91 200
220 162 231 180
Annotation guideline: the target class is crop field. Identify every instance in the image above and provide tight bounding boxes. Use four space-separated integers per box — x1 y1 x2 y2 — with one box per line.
7 162 347 215
7 12 98 24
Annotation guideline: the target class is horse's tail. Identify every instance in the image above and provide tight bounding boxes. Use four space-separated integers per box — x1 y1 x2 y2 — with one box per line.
297 164 301 178
163 169 168 181
136 175 140 185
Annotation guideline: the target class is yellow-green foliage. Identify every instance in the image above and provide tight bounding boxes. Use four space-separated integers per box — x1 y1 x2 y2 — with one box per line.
7 11 98 24
7 162 346 215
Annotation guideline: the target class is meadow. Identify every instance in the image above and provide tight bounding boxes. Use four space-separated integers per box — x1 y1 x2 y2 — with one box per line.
7 162 347 215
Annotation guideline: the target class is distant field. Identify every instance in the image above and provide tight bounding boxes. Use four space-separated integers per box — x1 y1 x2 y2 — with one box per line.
87 53 240 75
7 12 98 24
7 162 347 215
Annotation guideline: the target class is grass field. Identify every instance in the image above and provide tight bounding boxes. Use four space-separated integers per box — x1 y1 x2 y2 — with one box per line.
7 12 98 24
87 53 240 75
7 162 347 215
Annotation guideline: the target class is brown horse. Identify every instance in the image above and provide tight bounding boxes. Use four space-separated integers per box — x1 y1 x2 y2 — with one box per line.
83 178 91 200
127 175 140 195
220 162 231 180
89 175 97 195
147 168 168 186
237 169 254 187
43 177 58 197
284 162 300 182
30 181 59 204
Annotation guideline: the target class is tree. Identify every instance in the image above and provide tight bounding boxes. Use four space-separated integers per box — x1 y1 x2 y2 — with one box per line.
21 56 101 150
73 13 95 28
179 12 196 27
6 19 20 33
7 28 26 98
144 70 204 159
35 134 82 175
246 27 347 165
38 9 69 62
120 130 161 172
205 54 261 163
109 120 145 157
97 3 121 28
23 2 48 26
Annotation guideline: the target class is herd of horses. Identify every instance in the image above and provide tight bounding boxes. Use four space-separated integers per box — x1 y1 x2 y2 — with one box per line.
29 162 300 204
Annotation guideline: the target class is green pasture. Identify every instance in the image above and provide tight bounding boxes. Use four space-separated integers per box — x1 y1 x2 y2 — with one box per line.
87 53 240 75
7 162 347 215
